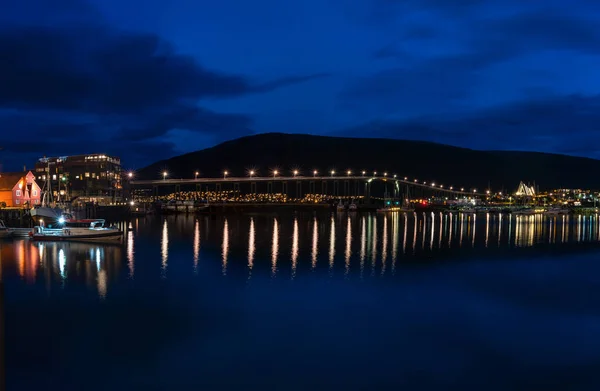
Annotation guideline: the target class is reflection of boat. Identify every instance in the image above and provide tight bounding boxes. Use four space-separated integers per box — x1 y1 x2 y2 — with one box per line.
30 219 123 241
0 220 13 238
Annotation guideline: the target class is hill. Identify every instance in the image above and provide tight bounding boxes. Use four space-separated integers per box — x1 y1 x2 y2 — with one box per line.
137 133 600 191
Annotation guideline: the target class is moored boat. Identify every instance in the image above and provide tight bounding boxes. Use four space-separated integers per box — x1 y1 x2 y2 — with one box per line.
0 220 14 238
30 219 123 242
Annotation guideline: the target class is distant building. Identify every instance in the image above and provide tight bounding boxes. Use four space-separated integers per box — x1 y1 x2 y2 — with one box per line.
34 154 122 199
0 171 42 207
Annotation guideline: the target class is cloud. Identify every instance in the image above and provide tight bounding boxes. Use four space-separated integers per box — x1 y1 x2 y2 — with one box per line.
342 3 600 123
0 0 327 171
337 94 600 158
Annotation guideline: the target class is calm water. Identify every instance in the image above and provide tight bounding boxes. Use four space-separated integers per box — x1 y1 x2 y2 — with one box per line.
5 212 600 390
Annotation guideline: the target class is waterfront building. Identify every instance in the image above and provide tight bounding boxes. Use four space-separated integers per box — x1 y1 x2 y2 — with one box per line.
0 171 42 207
34 154 122 200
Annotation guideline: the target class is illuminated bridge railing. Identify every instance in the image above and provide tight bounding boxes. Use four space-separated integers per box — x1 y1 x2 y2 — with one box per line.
130 176 478 196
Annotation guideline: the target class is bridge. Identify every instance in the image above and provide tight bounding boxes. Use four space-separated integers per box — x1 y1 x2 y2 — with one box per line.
129 174 484 201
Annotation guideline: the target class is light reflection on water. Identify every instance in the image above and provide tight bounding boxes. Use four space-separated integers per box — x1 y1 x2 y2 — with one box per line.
6 212 600 389
3 212 600 297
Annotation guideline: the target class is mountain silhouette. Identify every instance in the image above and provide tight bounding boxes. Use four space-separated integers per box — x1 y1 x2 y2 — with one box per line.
137 133 598 191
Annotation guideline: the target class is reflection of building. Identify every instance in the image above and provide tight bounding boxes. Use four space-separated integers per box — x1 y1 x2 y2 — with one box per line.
34 154 122 199
0 171 42 207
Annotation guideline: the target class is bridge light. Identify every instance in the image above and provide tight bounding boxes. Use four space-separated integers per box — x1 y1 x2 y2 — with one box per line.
499 192 503 196
431 183 435 187
393 174 397 178
195 171 199 179
249 170 255 177
373 171 377 176
383 172 387 177
414 179 417 182
162 171 167 180
450 186 453 190
313 170 318 176
223 170 228 179
473 189 477 193
440 185 443 188
347 170 352 176
293 170 298 177
273 170 278 177
404 177 408 180
486 190 490 195
461 187 464 191
331 170 335 176
362 171 366 176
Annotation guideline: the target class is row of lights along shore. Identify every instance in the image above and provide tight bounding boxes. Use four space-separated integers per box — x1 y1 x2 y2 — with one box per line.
127 170 497 195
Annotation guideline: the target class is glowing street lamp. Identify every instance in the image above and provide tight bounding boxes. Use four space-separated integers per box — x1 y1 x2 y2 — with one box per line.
393 174 397 178
450 186 453 190
473 189 477 193
223 170 228 179
461 187 465 192
330 170 335 177
431 183 436 187
195 171 199 180
128 172 133 179
162 171 167 180
313 170 318 177
383 172 388 177
486 190 490 195
273 170 279 178
362 170 366 176
347 170 352 176
373 171 377 176
293 170 299 177
404 177 408 180
249 170 255 177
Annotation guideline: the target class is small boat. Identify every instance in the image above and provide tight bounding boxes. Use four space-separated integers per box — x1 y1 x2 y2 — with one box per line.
512 208 541 215
377 206 414 213
30 219 123 242
544 207 570 215
0 220 13 238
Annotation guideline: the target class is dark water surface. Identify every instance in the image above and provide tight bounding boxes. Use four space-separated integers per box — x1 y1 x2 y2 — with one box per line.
4 212 600 390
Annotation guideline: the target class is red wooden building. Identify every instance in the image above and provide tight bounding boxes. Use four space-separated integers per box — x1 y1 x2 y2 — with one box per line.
0 171 42 207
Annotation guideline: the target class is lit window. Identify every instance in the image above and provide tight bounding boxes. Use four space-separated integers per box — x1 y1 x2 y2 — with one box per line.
16 190 21 196
52 174 56 180
85 172 90 178
75 175 79 179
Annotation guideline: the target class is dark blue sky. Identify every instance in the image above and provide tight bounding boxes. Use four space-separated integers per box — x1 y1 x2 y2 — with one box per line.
2 0 600 171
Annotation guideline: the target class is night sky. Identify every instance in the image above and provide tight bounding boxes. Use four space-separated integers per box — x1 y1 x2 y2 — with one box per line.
2 0 599 171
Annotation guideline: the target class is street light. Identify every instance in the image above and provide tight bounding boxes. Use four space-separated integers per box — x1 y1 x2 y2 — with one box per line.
313 170 318 177
128 172 133 179
162 171 167 180
383 172 387 177
223 170 228 179
404 177 408 180
373 171 377 176
195 171 199 180
249 170 255 177
461 188 464 191
273 170 279 178
393 174 397 178
362 171 366 176
331 170 335 176
347 170 352 176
